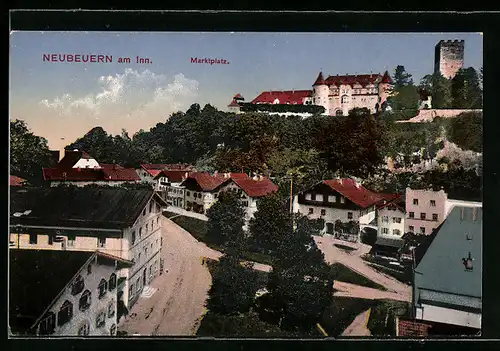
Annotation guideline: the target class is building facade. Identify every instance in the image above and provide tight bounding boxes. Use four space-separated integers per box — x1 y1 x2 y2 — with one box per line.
377 195 406 240
9 187 167 310
412 206 482 334
294 178 382 237
9 250 132 336
434 40 465 79
405 188 447 235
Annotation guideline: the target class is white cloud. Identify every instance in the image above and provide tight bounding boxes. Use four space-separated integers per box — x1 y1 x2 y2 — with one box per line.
38 69 199 132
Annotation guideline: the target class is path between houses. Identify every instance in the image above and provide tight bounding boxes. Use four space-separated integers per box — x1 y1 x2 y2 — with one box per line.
341 309 372 337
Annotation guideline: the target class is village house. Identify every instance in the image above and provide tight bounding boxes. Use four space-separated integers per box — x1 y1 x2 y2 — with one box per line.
405 206 482 336
9 249 132 336
217 174 279 229
9 186 168 311
136 164 196 185
42 150 141 187
376 194 406 244
293 178 382 239
152 170 190 207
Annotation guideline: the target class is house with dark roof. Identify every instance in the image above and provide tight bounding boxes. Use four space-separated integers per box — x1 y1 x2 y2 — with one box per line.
410 206 482 335
9 249 132 336
152 170 191 207
9 186 168 310
293 178 383 240
136 164 196 184
57 149 101 169
10 175 27 187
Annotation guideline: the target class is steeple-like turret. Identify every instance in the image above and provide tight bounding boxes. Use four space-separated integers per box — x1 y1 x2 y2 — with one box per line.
313 71 326 86
381 70 393 84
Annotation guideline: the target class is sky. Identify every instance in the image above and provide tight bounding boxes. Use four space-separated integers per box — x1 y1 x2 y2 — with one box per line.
10 32 482 151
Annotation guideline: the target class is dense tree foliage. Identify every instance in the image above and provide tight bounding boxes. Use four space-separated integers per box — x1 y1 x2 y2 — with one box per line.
10 119 55 184
451 67 483 109
419 73 453 109
238 103 325 114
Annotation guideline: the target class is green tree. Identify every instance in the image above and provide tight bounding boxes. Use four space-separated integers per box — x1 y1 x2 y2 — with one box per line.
264 214 332 331
419 73 453 109
206 189 247 248
348 107 371 117
389 85 420 115
451 67 483 109
393 65 413 88
10 119 54 183
206 255 260 315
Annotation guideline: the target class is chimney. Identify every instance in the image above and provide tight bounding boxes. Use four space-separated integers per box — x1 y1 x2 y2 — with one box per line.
355 182 360 189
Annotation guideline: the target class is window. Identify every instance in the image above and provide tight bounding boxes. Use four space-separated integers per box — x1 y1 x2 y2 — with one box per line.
336 110 343 116
129 284 135 298
413 199 419 205
110 324 117 336
139 227 142 238
340 197 345 204
146 223 149 233
38 312 56 335
71 275 85 295
57 300 73 326
98 279 108 299
187 191 191 196
348 212 353 220
316 194 324 202
138 253 141 261
131 231 136 245
48 235 54 245
108 273 117 291
79 290 92 311
382 216 389 223
321 209 326 216
430 200 436 207
392 217 402 224
96 310 106 329
143 208 146 216
432 213 438 221
149 201 153 213
305 193 311 200
420 227 426 234
87 263 92 275
98 237 106 248
328 195 336 203
393 229 401 235
68 234 76 247
382 228 389 234
108 300 115 318
151 242 153 249
308 208 314 215
29 234 37 245
242 201 249 207
157 217 159 226
341 95 349 103
409 226 414 232
409 212 414 218
78 320 90 336
420 213 426 220
193 192 197 199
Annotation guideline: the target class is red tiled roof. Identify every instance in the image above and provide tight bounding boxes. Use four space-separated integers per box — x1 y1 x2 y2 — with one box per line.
231 176 278 198
153 170 191 183
323 178 382 208
376 194 406 211
324 73 382 87
228 99 240 107
381 70 393 84
57 150 94 168
184 172 229 191
102 168 141 181
42 167 140 181
147 170 162 177
251 90 312 104
313 71 326 86
10 175 27 187
233 93 244 100
99 163 124 170
141 164 194 171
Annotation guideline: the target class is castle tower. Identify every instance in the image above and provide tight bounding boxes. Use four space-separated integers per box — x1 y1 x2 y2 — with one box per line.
312 71 329 113
434 39 465 79
378 70 393 106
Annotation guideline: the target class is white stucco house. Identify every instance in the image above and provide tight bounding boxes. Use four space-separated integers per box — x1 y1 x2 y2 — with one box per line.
9 187 168 312
9 249 132 336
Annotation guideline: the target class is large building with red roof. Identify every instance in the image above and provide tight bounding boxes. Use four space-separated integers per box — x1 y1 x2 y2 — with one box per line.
242 70 394 116
293 178 385 240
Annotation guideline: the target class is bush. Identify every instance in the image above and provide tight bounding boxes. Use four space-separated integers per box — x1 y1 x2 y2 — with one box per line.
367 300 411 337
320 297 377 337
239 103 326 115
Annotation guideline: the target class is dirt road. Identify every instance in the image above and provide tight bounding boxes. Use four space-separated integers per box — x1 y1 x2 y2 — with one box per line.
341 309 372 337
333 281 410 302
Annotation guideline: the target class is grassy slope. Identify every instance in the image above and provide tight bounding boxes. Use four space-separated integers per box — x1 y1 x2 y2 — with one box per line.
331 263 387 291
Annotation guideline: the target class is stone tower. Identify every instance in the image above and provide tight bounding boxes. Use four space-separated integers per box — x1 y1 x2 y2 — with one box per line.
434 40 465 79
312 71 329 113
